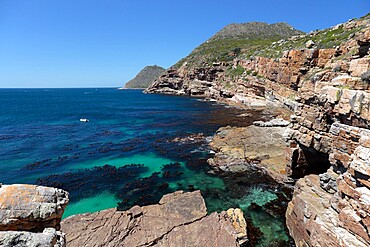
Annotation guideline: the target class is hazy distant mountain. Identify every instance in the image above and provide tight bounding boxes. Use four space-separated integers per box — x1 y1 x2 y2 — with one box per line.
124 65 166 89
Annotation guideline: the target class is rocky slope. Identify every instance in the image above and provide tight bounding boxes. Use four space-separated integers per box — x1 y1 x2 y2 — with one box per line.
145 21 303 98
147 13 370 246
124 65 165 89
61 190 248 247
0 184 69 247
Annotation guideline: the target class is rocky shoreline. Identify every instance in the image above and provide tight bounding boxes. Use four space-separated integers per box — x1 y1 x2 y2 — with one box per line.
61 190 247 247
2 13 370 247
0 185 249 246
146 15 370 247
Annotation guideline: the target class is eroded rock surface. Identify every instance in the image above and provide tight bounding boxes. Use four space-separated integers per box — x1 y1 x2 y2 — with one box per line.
61 190 248 247
208 124 288 182
286 174 368 247
0 228 65 247
0 184 69 231
0 184 69 247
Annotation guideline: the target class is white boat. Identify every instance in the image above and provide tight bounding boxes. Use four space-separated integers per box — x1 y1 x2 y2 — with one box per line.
80 118 89 122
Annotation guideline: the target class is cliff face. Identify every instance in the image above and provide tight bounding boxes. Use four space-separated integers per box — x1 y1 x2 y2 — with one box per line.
124 65 165 89
284 19 370 246
147 14 370 246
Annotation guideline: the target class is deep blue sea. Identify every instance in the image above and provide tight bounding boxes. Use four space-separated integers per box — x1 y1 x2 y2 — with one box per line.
0 88 292 246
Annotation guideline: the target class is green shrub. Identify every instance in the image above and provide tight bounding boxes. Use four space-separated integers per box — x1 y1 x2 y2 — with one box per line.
228 65 245 77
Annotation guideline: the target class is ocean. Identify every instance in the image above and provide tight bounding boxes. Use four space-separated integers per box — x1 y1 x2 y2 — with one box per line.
0 88 291 246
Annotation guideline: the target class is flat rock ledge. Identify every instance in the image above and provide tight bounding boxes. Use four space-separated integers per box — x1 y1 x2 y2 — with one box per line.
0 184 69 247
208 124 289 183
61 190 248 247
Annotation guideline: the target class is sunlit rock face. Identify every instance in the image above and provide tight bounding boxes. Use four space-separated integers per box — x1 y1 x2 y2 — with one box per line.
0 184 69 247
284 20 370 246
61 190 248 247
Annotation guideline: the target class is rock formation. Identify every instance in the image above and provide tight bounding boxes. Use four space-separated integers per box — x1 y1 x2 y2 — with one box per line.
146 13 370 247
124 65 166 89
0 184 69 247
61 190 248 247
208 122 290 183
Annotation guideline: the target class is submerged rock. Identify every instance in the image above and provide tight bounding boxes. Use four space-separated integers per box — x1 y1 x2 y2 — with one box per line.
61 190 248 247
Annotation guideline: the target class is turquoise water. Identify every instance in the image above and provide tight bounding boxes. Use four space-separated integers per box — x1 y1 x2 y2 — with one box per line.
0 88 292 246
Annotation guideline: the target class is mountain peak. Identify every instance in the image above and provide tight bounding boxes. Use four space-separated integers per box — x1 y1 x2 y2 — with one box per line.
124 65 166 89
209 21 303 41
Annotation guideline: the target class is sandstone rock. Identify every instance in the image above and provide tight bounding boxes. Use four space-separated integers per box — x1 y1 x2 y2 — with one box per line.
61 190 248 247
253 118 290 127
349 58 370 77
208 125 288 182
319 168 338 194
0 184 69 231
0 228 65 247
286 175 368 247
155 211 242 247
226 208 248 245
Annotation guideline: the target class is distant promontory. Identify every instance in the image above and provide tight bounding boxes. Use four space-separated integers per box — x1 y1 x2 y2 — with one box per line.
124 65 166 89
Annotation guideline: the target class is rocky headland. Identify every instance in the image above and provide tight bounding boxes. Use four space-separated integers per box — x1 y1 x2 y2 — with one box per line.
124 65 166 89
146 13 370 247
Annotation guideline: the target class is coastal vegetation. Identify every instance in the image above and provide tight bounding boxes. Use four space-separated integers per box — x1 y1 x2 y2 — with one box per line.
174 22 304 68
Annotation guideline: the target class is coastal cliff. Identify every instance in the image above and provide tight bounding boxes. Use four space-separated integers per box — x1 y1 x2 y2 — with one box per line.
147 14 370 246
4 14 370 247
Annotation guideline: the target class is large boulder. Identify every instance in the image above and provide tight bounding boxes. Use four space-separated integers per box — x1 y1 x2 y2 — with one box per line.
208 124 288 182
0 228 65 247
0 184 69 231
61 190 248 247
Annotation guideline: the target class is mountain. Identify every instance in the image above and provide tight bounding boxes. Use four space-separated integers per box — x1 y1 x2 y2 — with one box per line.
124 65 166 89
173 22 304 68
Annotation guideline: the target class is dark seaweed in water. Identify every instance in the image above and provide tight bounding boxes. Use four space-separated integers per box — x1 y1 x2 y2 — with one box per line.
116 172 173 210
36 128 294 246
5 89 294 246
36 164 149 202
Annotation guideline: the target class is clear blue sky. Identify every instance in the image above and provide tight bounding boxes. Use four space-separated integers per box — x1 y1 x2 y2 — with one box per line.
0 0 369 88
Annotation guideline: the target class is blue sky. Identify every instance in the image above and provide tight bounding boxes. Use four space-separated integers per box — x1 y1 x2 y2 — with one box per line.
0 0 369 88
